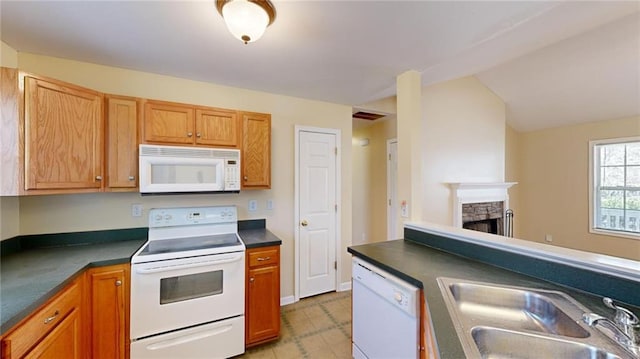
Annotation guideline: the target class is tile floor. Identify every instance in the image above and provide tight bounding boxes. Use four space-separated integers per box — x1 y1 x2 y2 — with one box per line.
237 290 352 358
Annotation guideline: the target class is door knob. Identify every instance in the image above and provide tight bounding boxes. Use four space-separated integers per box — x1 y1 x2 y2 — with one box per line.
301 220 308 227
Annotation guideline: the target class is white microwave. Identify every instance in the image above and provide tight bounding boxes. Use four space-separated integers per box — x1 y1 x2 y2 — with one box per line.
139 144 240 194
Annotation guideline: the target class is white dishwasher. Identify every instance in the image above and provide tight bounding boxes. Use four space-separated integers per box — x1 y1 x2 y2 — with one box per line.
352 257 420 359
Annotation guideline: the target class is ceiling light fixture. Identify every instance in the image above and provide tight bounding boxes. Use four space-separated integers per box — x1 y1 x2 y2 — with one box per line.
216 0 276 44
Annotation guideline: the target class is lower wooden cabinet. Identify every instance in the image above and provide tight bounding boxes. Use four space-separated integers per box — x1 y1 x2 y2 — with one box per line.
245 246 280 347
1 264 130 359
88 264 130 359
1 276 84 359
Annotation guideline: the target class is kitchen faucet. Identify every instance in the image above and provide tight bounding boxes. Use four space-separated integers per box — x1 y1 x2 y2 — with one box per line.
582 297 640 357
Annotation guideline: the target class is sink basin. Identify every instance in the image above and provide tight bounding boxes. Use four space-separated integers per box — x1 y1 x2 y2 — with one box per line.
472 326 624 359
448 281 589 337
437 277 635 359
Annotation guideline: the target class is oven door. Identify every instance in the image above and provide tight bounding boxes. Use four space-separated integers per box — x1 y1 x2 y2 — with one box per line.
130 252 245 339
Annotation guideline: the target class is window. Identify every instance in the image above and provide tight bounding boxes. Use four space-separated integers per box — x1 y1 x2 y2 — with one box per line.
590 137 640 239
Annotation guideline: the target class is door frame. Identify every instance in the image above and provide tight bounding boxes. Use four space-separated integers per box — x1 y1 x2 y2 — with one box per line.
294 125 342 302
387 138 398 240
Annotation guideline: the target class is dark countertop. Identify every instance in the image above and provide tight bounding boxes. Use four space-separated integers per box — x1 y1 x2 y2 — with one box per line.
0 238 145 335
239 228 282 249
348 239 636 359
0 221 282 336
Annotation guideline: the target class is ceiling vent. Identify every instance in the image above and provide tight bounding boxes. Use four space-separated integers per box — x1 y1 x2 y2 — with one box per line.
352 111 386 121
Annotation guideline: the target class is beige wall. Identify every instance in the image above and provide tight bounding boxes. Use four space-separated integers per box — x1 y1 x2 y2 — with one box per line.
1 41 18 68
352 118 397 245
505 125 522 238
11 52 353 298
0 196 20 240
514 115 640 260
420 76 506 225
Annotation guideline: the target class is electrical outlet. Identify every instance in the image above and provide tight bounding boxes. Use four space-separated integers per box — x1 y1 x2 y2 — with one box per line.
132 204 143 217
266 199 274 210
248 200 258 212
545 234 553 242
400 200 409 218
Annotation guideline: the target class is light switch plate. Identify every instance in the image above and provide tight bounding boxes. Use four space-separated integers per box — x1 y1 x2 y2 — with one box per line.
132 204 143 217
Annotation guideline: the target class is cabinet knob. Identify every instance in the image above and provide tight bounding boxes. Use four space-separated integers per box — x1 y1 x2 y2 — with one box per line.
196 132 201 138
44 310 59 324
243 176 248 181
187 132 193 137
128 176 135 181
301 220 308 227
249 277 255 283
115 280 122 286
95 176 102 181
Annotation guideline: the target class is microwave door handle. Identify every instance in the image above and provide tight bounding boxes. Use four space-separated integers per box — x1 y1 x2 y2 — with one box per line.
135 254 243 274
145 324 234 351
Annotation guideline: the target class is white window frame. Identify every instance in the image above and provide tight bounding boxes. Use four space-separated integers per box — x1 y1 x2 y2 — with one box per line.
589 136 640 240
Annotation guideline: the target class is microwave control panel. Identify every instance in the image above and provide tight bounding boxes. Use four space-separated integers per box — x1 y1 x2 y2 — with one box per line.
225 159 240 190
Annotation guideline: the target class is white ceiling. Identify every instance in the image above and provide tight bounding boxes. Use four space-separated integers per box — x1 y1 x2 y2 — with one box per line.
1 1 639 132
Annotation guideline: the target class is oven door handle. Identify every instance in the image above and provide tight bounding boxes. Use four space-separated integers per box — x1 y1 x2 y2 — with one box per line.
135 254 243 274
145 324 233 350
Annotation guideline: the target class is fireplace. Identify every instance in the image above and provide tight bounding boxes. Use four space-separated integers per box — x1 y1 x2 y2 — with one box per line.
448 182 516 236
462 201 504 235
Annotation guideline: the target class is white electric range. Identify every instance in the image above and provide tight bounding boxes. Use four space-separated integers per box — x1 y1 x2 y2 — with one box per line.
130 205 245 358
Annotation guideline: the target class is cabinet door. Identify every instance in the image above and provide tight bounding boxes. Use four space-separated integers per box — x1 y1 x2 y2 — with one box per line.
24 308 82 359
240 112 271 189
24 76 104 191
143 101 194 144
195 108 240 147
106 97 138 190
89 265 129 359
246 265 280 345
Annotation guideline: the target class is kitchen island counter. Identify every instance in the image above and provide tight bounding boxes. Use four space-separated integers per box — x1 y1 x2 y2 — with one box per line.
348 223 640 359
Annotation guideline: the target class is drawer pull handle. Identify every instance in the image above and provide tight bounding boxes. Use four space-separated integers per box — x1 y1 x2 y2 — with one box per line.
257 257 271 261
128 176 135 181
44 310 59 324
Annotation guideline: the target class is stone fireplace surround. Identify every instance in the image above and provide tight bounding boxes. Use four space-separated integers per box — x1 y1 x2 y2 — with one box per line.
448 182 516 235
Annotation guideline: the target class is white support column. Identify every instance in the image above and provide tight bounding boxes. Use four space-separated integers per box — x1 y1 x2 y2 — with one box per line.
397 71 422 225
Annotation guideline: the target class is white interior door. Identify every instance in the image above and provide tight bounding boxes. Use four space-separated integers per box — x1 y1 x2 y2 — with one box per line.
387 139 399 240
298 130 337 298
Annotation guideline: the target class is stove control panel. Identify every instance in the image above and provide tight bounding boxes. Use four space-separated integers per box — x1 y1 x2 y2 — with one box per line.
149 206 237 228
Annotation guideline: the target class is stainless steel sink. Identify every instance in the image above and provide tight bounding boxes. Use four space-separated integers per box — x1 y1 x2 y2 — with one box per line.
472 326 624 359
437 277 636 359
447 280 589 337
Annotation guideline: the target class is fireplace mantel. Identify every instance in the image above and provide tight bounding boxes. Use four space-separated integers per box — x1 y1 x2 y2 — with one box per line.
448 182 517 231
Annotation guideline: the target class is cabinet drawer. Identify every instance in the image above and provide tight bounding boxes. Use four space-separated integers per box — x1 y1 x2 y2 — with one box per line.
3 278 81 358
248 248 279 268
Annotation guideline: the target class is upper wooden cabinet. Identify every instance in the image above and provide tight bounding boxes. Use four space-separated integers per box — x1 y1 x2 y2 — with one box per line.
24 75 104 193
143 100 240 148
0 67 20 195
240 111 271 189
106 96 139 190
195 108 240 147
143 101 194 145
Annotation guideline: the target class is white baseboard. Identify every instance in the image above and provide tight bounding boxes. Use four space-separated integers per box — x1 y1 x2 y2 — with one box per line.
338 281 352 291
280 295 295 306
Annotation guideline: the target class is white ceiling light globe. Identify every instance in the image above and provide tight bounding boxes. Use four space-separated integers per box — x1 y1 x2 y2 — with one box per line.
222 0 270 44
